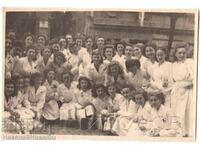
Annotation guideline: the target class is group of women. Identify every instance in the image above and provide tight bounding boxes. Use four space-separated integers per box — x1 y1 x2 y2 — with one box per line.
4 31 195 137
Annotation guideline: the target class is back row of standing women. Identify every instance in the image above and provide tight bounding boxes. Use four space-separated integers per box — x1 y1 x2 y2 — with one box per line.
4 32 195 137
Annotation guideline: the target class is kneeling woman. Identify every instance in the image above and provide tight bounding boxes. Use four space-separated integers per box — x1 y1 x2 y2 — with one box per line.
57 70 76 121
28 72 47 129
74 76 95 129
146 91 182 137
42 67 60 132
92 84 110 130
112 86 137 135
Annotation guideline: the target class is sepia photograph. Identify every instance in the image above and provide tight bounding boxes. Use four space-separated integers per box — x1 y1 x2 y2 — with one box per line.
2 8 198 141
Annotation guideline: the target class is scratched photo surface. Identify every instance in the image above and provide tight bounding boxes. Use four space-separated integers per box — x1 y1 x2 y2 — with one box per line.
2 9 198 140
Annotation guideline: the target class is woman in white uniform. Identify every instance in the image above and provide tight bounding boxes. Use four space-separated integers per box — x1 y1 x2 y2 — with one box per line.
170 44 194 137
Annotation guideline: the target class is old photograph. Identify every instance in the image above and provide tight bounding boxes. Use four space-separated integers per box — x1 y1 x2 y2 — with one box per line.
2 8 198 141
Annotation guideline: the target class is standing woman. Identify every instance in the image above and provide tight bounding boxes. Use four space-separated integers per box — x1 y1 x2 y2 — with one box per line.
27 72 46 128
37 46 53 78
143 43 157 80
132 43 147 74
87 51 107 85
23 32 35 56
170 44 194 137
15 45 38 76
150 47 172 107
78 36 93 76
103 45 116 65
113 41 125 66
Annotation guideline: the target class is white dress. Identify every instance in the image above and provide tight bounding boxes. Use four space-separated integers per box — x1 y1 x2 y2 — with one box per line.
143 59 157 79
112 100 137 136
170 59 194 136
42 80 60 120
27 86 47 118
57 83 77 120
151 61 172 107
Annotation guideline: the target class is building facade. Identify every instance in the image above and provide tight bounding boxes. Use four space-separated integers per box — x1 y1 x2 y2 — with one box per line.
6 11 195 47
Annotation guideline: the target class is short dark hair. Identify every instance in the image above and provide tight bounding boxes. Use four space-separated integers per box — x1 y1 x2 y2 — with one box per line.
148 91 165 104
77 76 92 90
30 72 42 86
125 59 141 71
53 51 66 63
92 84 106 98
103 44 115 58
5 79 17 97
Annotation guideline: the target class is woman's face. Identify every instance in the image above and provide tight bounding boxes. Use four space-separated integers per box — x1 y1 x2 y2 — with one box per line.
175 47 186 61
97 38 105 48
145 46 156 60
47 70 55 81
110 65 119 75
66 35 73 44
25 36 33 47
43 48 51 58
125 46 133 57
116 44 124 56
121 88 131 100
63 73 72 86
156 49 166 63
16 79 24 90
135 93 145 106
96 87 105 98
85 38 93 49
80 79 89 92
105 48 113 60
5 39 13 51
52 44 60 54
55 55 64 65
5 83 15 96
92 54 101 65
37 36 46 46
27 49 36 60
133 46 142 58
34 77 42 87
108 85 116 97
76 39 82 48
149 95 161 110
59 38 67 48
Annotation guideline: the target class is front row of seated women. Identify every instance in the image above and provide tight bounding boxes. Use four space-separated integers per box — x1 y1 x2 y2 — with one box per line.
3 69 182 137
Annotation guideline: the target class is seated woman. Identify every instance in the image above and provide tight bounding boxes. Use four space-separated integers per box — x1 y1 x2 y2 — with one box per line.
105 61 126 90
125 59 144 90
147 91 182 137
127 89 151 136
49 51 71 83
112 86 137 136
74 76 95 129
106 83 125 130
57 70 76 122
13 74 35 133
4 79 34 134
92 84 110 130
42 67 60 132
27 72 46 129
